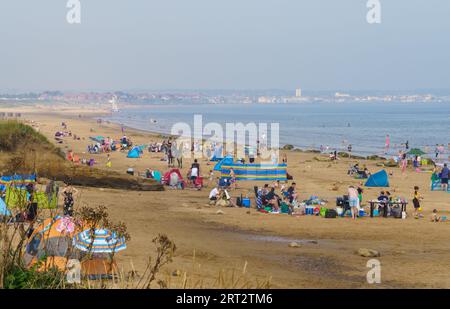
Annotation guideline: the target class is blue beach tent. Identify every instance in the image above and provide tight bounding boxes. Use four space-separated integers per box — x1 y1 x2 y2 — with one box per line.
127 147 141 158
365 170 389 187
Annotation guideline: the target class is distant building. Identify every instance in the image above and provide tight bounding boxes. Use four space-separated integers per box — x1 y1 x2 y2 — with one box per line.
335 92 351 98
295 88 302 97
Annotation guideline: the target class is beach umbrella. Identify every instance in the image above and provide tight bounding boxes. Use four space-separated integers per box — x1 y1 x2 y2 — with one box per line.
407 148 426 156
73 228 127 253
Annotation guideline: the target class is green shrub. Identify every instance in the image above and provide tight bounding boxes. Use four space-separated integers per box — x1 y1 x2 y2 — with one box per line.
0 121 50 151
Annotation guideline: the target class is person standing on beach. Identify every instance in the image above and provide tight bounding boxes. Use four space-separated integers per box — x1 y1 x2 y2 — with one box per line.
440 163 449 191
167 139 174 168
357 186 363 208
385 134 390 154
348 186 359 219
401 153 407 174
190 159 200 183
413 186 423 219
62 183 78 217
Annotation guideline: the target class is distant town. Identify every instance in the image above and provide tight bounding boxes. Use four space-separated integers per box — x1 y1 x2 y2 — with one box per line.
1 89 449 105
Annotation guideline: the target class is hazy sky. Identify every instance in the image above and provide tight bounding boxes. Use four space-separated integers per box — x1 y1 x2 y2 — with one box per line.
1 0 450 92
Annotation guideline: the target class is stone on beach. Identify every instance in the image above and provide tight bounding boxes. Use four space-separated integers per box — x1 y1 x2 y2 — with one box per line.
357 248 380 257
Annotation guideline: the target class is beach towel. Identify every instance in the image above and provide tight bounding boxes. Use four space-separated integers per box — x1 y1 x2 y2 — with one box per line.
153 171 162 183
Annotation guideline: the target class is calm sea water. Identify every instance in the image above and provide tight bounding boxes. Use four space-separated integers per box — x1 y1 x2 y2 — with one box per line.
106 102 450 157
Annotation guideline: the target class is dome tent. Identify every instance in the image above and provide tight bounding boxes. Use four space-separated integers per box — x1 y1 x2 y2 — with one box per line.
365 170 390 187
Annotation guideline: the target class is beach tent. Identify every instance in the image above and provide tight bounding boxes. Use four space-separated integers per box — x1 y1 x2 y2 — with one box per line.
213 155 234 171
0 198 11 217
127 147 141 158
162 169 185 186
23 216 118 279
365 170 390 187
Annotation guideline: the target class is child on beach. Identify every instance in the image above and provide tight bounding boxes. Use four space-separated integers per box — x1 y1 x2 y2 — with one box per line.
106 154 112 168
207 170 215 187
413 186 423 219
431 209 441 222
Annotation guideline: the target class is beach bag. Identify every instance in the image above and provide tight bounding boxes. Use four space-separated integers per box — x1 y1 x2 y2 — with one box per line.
320 207 327 217
391 206 402 218
325 209 337 218
236 196 242 207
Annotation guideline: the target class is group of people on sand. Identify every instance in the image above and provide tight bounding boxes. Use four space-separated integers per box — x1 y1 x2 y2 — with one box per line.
161 138 184 169
87 137 118 154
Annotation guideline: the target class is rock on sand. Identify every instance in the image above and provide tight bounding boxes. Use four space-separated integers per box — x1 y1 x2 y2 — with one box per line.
288 242 301 248
357 248 380 257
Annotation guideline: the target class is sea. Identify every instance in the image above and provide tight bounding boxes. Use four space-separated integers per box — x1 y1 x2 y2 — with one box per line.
105 101 450 158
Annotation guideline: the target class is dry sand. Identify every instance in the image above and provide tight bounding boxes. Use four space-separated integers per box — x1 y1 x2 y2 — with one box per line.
2 105 450 288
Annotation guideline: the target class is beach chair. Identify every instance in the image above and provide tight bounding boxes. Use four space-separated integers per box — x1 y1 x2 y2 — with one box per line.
254 186 263 210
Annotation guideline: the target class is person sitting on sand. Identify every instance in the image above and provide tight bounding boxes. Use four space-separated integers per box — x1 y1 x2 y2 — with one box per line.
209 187 220 201
280 196 293 215
265 187 280 212
287 182 297 203
431 209 441 222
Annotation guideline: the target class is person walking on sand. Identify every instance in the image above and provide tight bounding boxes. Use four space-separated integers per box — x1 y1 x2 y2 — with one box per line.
348 186 359 219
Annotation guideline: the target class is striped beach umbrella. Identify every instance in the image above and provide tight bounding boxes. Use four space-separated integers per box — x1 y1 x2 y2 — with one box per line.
73 229 127 253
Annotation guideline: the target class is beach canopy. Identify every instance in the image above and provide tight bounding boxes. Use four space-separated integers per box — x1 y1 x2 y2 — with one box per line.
407 148 426 156
0 198 11 217
213 155 234 171
365 170 390 187
73 229 127 253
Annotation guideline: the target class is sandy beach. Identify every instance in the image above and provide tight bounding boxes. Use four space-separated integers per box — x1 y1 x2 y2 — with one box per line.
1 105 450 288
